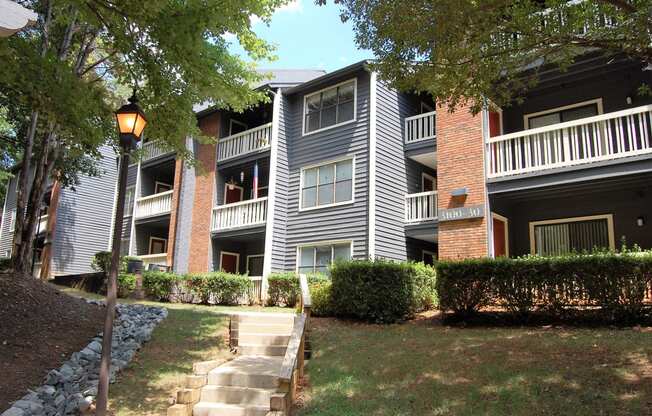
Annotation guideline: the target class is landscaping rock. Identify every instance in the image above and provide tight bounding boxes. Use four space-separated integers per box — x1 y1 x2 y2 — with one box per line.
3 303 167 416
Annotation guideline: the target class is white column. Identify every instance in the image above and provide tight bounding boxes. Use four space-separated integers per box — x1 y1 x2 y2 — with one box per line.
262 89 281 295
367 72 378 259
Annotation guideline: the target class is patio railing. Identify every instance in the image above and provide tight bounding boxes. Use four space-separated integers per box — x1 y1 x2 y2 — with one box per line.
211 197 267 231
135 190 173 219
405 191 438 222
404 110 436 144
217 123 272 163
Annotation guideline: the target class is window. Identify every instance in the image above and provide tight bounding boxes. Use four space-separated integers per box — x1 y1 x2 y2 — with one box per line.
124 186 135 217
229 119 248 135
300 158 354 209
525 99 602 129
303 79 356 134
298 242 352 274
154 182 172 194
120 238 130 256
529 214 614 256
149 237 167 255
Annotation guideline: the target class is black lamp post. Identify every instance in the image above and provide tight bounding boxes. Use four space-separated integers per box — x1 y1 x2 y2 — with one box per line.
96 91 147 416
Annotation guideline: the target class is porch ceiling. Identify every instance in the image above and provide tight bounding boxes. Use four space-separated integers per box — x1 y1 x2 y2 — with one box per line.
408 151 437 170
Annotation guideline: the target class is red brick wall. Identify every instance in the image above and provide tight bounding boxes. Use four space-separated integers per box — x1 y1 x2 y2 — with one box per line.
187 112 219 273
166 158 184 267
436 103 489 259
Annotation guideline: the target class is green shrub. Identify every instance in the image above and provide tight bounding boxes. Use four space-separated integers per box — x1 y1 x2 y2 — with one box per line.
436 252 652 321
0 257 11 271
186 272 251 305
142 271 180 301
117 273 136 298
267 272 300 307
330 259 435 323
91 251 112 274
411 262 438 311
267 272 330 307
310 280 334 317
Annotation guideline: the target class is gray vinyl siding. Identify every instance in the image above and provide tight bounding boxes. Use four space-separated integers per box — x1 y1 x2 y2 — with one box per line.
269 93 290 271
173 137 197 273
283 70 371 270
406 159 436 194
51 145 118 275
211 238 265 274
0 176 18 257
374 81 417 261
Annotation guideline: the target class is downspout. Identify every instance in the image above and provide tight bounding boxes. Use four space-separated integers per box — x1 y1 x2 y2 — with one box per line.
262 89 281 298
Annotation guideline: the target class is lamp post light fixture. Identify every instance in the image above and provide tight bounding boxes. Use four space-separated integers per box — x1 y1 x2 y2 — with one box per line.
96 91 147 416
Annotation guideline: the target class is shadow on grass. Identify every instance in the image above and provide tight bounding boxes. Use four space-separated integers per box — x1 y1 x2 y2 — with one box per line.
108 305 231 415
298 318 652 416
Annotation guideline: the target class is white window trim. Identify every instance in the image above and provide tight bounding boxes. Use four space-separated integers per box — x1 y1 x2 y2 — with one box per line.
148 237 167 255
421 172 436 192
223 183 244 204
523 98 604 130
528 214 615 255
492 212 509 257
124 186 135 217
154 181 172 194
219 251 240 273
246 254 264 277
302 78 358 137
422 250 436 262
298 156 355 212
295 240 353 273
229 119 248 136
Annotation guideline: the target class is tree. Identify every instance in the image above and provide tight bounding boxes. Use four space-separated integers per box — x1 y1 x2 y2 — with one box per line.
1 0 285 274
329 0 652 111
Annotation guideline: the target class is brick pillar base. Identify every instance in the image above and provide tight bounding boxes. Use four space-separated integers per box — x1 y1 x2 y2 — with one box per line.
188 113 219 273
436 103 489 259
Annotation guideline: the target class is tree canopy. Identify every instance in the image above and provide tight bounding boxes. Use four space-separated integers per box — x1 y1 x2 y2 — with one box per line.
331 0 652 111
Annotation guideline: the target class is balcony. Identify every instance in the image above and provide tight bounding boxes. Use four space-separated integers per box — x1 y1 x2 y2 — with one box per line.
141 140 174 163
211 197 268 232
217 123 272 163
135 190 173 219
487 105 652 179
405 191 438 223
138 253 168 270
405 111 436 144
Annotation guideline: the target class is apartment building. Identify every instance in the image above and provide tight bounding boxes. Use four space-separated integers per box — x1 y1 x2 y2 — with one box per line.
2 55 651 282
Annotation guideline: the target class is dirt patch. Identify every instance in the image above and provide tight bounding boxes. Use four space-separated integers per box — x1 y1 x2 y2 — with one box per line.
0 272 104 411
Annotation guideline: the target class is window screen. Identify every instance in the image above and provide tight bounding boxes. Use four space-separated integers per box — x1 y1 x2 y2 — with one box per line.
533 217 610 256
304 81 355 133
528 103 599 129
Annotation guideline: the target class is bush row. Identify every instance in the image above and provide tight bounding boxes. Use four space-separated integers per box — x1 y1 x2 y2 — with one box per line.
436 253 652 320
117 271 252 305
266 272 329 307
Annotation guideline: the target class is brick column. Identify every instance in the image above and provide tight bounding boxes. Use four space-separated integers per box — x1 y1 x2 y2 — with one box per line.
436 103 489 259
166 158 184 269
187 112 219 273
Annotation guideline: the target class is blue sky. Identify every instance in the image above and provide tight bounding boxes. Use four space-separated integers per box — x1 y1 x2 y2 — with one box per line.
229 0 373 72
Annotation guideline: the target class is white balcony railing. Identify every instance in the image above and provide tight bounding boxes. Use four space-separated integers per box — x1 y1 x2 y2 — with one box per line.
212 197 268 231
405 191 438 222
217 123 272 162
487 105 652 179
138 253 168 270
405 111 436 144
135 190 173 219
141 140 173 162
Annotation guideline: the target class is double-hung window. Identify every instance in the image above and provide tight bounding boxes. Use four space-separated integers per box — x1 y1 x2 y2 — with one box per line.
303 79 356 134
124 186 135 217
301 158 353 209
530 214 614 256
298 242 352 274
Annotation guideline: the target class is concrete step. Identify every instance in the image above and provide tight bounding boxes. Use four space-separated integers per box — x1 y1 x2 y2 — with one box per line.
207 356 283 389
200 385 274 406
238 323 294 335
193 402 269 416
234 312 295 326
238 344 287 357
238 333 291 346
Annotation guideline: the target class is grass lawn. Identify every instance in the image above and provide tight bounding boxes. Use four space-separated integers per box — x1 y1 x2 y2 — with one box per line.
56 285 289 415
299 317 652 416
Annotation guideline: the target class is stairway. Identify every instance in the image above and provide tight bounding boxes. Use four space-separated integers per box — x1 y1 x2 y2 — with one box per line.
193 312 295 416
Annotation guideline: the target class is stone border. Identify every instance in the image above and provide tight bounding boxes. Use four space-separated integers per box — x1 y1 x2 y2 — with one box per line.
1 302 167 416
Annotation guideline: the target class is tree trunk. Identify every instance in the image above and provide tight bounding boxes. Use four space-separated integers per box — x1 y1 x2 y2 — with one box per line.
13 131 58 275
12 112 38 273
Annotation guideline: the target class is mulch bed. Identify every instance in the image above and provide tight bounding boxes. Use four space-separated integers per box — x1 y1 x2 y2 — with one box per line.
0 272 105 411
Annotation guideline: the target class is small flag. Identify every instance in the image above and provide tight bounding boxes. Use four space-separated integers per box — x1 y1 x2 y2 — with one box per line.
253 162 259 199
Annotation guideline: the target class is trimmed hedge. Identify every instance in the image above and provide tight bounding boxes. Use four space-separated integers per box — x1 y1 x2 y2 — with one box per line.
310 280 334 317
436 253 652 320
267 272 329 307
185 272 252 305
142 271 180 302
330 260 437 323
